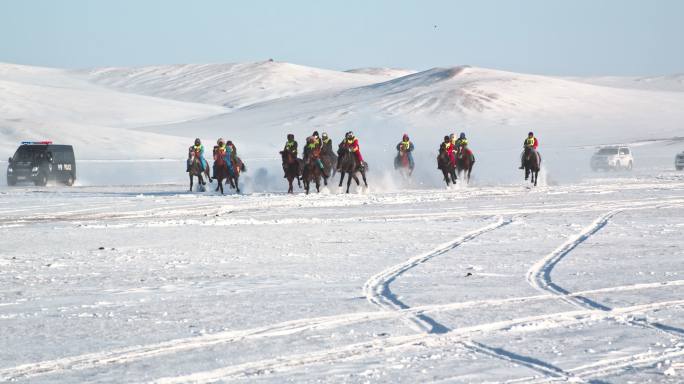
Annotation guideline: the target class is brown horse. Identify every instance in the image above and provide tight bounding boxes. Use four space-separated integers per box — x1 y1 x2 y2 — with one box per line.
226 157 243 194
281 150 302 194
437 150 457 187
320 147 337 186
302 160 322 194
213 151 231 194
394 149 413 178
456 147 475 184
188 151 209 192
338 148 368 193
523 147 541 186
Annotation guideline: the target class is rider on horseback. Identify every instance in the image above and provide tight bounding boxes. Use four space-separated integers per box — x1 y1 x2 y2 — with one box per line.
187 138 208 173
303 136 328 177
343 131 364 170
440 135 456 168
396 133 415 169
519 131 539 169
321 132 333 154
455 132 468 155
214 138 235 176
281 133 299 178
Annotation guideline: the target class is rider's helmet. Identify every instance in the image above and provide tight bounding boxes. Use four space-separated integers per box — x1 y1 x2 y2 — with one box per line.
217 137 224 145
346 131 354 140
443 135 450 142
528 131 534 137
403 133 409 141
307 136 314 143
459 132 466 139
449 133 455 140
322 132 328 140
194 138 201 145
312 131 320 138
226 140 233 147
287 133 294 141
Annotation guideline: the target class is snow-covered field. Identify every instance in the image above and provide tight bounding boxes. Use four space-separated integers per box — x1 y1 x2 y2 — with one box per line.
1 59 684 382
1 166 683 383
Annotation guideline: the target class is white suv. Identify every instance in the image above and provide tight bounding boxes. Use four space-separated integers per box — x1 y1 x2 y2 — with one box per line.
676 151 684 171
591 146 633 171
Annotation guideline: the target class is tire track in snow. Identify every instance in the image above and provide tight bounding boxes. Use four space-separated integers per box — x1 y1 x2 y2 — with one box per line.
524 206 684 381
3 278 683 381
527 207 684 336
147 300 684 384
362 216 578 381
526 209 623 311
363 216 512 334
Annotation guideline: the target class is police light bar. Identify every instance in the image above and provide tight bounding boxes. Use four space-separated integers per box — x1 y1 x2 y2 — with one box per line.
21 141 53 145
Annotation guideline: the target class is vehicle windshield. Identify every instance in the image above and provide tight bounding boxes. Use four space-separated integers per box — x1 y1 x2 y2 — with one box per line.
12 147 47 162
597 148 618 155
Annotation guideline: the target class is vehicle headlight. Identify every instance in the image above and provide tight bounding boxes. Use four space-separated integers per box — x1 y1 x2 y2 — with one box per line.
31 166 38 172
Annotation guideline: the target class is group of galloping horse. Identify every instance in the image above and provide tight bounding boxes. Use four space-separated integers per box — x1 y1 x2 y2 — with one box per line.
281 142 368 194
188 144 245 194
188 133 543 194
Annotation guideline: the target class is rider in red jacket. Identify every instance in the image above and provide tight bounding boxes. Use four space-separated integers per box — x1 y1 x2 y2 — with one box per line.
520 131 539 169
344 131 364 168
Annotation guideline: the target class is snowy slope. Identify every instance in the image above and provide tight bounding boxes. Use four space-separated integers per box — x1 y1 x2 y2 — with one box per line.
82 61 400 109
140 65 684 162
0 63 226 159
571 73 684 92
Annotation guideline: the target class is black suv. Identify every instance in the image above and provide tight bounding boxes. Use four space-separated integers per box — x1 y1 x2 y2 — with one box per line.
7 142 76 186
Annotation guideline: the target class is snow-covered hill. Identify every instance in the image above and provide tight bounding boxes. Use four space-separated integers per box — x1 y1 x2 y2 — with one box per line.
2 60 684 162
571 73 684 92
0 63 226 159
82 61 398 109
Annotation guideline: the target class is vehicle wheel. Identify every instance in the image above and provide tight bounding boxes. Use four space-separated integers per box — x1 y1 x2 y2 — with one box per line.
627 161 633 171
7 176 16 186
34 173 48 186
65 173 74 186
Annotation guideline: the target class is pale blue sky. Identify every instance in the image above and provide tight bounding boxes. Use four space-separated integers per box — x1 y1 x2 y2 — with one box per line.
1 0 682 75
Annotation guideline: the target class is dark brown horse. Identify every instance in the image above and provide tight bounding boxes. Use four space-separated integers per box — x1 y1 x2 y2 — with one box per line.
320 147 337 186
456 147 475 184
302 160 322 194
523 147 541 186
281 150 302 194
188 151 209 192
225 157 243 194
437 150 457 187
338 148 368 193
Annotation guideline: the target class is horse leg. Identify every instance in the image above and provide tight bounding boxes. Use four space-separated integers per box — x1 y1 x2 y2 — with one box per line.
338 172 345 188
346 175 352 193
235 177 240 194
361 171 368 187
534 170 538 186
287 177 293 194
316 178 320 193
189 174 193 191
525 168 530 181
